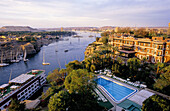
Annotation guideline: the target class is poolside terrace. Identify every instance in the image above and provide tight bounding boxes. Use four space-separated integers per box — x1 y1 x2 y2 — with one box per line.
95 70 155 111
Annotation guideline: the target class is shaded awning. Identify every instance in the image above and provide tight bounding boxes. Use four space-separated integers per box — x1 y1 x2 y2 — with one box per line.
9 74 35 84
10 85 19 89
119 50 135 54
0 84 9 89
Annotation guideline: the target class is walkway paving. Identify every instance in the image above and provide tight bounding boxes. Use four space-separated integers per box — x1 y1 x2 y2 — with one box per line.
97 86 116 111
145 88 170 100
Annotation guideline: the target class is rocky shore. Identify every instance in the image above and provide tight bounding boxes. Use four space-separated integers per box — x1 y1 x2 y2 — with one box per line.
0 39 53 63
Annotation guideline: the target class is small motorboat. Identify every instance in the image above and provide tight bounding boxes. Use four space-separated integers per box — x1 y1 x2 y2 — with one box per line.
64 49 68 52
24 59 29 62
42 62 50 65
89 35 94 37
0 63 9 67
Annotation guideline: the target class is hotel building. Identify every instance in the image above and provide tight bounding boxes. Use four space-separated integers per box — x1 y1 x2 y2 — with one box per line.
109 35 170 63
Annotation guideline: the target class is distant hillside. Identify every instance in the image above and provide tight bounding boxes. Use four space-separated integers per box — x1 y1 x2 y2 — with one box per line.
99 26 115 30
39 26 116 31
39 27 98 31
0 26 42 32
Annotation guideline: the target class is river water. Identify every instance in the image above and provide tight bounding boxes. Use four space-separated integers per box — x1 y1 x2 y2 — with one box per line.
0 31 100 85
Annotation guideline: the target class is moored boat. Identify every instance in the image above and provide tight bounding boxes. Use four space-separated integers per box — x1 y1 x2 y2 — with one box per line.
42 50 50 65
0 69 46 110
0 52 9 67
23 50 29 62
72 35 82 38
0 63 9 67
64 49 68 52
89 35 94 37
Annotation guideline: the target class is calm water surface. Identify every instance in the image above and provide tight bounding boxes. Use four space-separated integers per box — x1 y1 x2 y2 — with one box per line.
0 31 100 85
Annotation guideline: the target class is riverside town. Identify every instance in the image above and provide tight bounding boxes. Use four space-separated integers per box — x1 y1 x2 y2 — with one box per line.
0 0 170 111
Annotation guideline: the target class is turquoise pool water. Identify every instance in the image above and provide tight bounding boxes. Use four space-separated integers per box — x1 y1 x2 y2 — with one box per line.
97 77 137 103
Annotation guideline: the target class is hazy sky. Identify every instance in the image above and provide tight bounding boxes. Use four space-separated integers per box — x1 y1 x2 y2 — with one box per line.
0 0 170 28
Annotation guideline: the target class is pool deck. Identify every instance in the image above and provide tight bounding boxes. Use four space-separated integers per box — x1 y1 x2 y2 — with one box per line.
97 85 117 111
97 75 139 111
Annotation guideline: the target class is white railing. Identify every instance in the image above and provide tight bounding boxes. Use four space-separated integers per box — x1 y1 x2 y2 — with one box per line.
0 75 39 103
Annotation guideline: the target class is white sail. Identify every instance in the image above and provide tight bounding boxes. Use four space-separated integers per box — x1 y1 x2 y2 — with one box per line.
0 51 9 67
42 49 50 65
23 49 28 62
1 51 3 64
16 50 18 60
11 50 16 62
43 50 45 63
11 51 12 60
15 49 20 62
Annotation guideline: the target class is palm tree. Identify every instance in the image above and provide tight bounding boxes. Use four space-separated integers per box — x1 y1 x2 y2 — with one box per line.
117 57 123 65
155 62 165 74
84 59 91 71
112 46 118 64
90 64 96 73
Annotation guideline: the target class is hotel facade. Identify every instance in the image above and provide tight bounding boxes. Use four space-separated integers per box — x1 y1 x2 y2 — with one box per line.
109 35 170 63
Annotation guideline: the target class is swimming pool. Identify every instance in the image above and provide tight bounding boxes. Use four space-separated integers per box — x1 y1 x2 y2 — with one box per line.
96 76 137 103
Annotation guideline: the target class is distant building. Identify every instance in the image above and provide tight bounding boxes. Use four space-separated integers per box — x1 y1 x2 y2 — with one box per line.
61 27 63 31
115 27 120 33
0 36 6 39
168 23 170 35
145 27 149 32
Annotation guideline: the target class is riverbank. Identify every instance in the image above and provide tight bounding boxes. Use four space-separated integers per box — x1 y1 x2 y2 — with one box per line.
0 31 99 85
0 31 76 64
0 39 53 63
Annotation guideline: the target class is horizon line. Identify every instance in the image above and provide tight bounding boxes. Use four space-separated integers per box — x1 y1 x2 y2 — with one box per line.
0 25 169 29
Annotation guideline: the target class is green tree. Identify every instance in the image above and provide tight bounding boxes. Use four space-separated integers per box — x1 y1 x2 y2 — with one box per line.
127 58 141 81
64 69 95 94
112 47 118 64
117 57 123 64
90 64 96 72
101 31 110 37
68 90 103 111
155 62 165 74
142 95 170 111
134 28 149 38
47 69 63 86
8 99 25 111
41 87 55 100
96 37 100 42
65 60 83 74
59 69 67 81
84 59 92 71
48 90 69 111
154 65 170 95
101 37 108 45
48 89 103 111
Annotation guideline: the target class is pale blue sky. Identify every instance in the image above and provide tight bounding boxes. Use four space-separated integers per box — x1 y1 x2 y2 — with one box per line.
0 0 170 28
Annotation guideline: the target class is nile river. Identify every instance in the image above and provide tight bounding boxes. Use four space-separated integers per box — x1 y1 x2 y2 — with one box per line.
0 31 101 85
